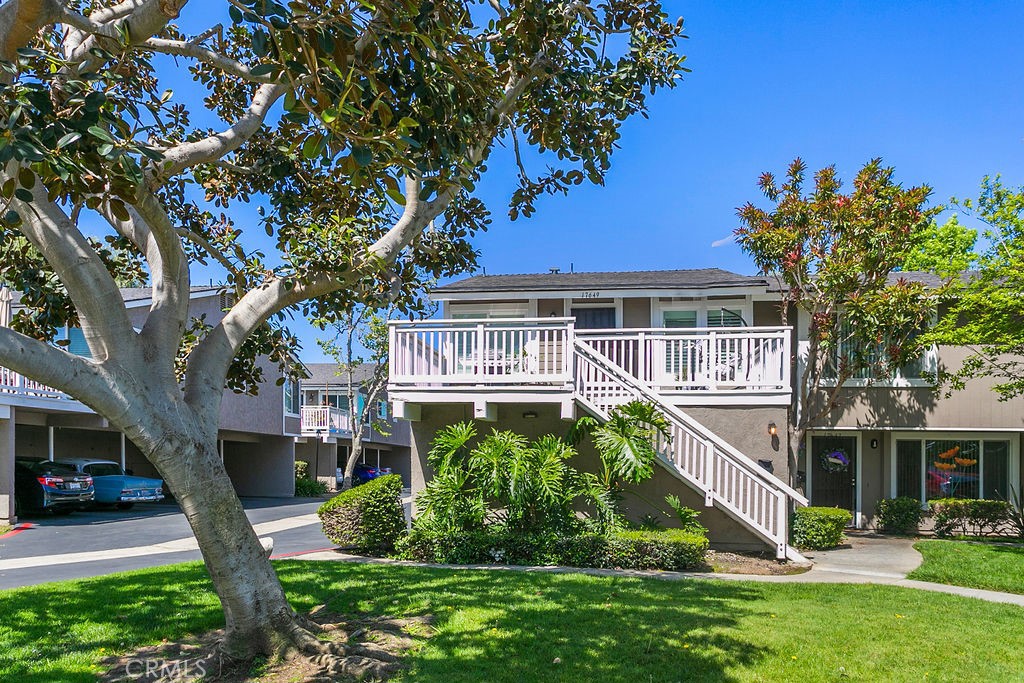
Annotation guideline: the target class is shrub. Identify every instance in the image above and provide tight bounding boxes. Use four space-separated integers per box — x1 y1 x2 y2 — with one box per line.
930 498 1010 538
665 494 708 534
791 506 852 549
394 527 709 571
294 460 309 480
295 477 328 497
875 497 924 534
318 474 406 554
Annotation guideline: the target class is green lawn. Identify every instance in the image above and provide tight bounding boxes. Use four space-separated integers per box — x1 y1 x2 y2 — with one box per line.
3 561 1024 682
909 539 1024 595
0 524 10 536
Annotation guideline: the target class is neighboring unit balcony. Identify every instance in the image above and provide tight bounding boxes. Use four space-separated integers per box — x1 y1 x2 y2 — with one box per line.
388 318 792 407
0 366 93 413
300 405 352 438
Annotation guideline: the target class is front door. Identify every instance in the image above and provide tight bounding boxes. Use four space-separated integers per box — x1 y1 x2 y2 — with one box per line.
810 435 857 513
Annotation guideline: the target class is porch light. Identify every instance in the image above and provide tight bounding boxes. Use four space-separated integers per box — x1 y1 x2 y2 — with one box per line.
768 422 777 437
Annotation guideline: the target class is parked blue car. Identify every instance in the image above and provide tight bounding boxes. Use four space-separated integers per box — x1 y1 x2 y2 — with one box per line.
14 459 94 514
349 463 392 487
55 458 164 510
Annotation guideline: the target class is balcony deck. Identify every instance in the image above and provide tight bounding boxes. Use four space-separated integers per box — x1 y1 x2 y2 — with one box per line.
388 318 792 411
299 405 352 439
0 367 93 414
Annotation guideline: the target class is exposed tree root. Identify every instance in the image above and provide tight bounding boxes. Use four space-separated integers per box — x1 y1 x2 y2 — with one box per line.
98 609 433 682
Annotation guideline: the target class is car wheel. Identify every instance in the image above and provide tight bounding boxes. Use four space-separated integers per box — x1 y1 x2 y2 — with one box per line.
116 503 135 511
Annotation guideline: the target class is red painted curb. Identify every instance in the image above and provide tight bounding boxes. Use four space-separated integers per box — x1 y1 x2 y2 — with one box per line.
0 523 35 540
270 546 338 560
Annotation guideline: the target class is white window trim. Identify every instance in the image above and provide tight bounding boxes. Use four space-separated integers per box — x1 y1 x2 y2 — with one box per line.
651 298 752 328
446 301 532 318
888 431 1020 502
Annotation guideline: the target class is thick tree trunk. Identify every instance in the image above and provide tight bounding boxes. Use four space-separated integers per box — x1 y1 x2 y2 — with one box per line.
145 432 315 659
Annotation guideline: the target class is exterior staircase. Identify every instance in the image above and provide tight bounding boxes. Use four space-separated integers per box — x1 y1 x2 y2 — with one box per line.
573 339 808 560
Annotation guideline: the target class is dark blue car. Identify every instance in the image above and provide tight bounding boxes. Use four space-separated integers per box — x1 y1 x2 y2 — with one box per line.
14 459 94 515
350 463 392 487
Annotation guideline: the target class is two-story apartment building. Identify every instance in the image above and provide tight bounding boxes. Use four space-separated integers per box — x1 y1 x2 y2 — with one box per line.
0 286 302 525
387 268 1024 559
295 362 412 490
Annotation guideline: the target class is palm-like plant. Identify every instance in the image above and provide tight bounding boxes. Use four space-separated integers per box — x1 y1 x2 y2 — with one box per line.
569 400 672 532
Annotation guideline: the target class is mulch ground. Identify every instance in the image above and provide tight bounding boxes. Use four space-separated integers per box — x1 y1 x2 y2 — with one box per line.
98 608 433 683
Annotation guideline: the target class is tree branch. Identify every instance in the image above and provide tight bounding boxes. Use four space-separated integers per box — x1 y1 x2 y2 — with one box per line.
149 82 288 184
139 36 279 83
13 177 136 362
0 0 62 64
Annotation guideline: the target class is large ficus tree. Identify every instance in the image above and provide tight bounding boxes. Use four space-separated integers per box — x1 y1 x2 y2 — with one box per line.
0 0 686 671
735 158 938 482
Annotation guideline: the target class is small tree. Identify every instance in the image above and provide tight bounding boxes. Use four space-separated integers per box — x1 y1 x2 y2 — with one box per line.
735 158 939 482
317 306 395 490
902 215 979 275
928 176 1024 398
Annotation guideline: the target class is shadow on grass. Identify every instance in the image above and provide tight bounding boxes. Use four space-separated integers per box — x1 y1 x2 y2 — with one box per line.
0 561 773 683
276 562 771 683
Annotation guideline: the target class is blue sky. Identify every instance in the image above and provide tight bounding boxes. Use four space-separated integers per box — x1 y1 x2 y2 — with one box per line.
167 1 1024 362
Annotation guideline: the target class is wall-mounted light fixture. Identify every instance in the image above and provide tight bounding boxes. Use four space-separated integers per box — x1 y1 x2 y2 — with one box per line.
523 411 538 419
871 438 879 450
768 422 777 437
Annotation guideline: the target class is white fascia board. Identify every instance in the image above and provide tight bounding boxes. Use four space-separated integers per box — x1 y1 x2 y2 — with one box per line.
434 285 768 302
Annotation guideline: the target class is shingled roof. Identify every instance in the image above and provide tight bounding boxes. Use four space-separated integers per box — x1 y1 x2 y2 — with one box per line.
433 268 768 294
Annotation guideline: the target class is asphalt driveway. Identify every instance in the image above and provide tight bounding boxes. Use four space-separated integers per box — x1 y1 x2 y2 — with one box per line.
0 497 332 589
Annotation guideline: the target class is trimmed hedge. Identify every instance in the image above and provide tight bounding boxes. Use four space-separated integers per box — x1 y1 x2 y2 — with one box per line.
931 498 1010 538
394 527 709 571
875 497 924 534
318 474 406 554
791 506 852 550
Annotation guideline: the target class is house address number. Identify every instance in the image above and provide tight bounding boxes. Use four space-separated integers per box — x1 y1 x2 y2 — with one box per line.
580 291 601 298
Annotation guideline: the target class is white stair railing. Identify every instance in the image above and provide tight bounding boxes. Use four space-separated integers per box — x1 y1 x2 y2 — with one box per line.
573 340 807 559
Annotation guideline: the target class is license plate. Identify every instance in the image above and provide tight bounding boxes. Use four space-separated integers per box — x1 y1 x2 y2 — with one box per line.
66 482 81 490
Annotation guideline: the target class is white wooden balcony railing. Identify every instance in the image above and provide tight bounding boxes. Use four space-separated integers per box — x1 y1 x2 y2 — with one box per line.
0 367 70 400
388 319 791 395
300 405 351 437
389 318 575 387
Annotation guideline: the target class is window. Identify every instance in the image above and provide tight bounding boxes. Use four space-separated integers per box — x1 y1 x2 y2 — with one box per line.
375 400 388 420
830 318 934 382
707 308 745 327
571 307 616 330
663 310 697 328
283 378 300 415
83 462 123 477
894 437 1013 501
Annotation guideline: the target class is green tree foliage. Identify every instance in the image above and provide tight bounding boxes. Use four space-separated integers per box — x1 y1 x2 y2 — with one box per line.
735 158 940 478
903 215 979 275
928 176 1024 399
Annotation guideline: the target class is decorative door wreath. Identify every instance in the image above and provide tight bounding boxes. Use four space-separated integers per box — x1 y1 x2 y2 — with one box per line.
819 448 850 473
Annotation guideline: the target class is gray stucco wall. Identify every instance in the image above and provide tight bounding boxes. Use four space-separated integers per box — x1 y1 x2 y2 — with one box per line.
622 297 650 328
223 436 295 497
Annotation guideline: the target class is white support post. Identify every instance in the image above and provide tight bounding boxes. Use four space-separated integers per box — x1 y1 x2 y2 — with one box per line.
120 433 126 470
48 426 55 461
703 438 715 507
775 492 788 559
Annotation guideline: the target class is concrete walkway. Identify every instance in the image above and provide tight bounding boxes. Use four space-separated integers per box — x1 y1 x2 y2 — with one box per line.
290 533 1024 608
